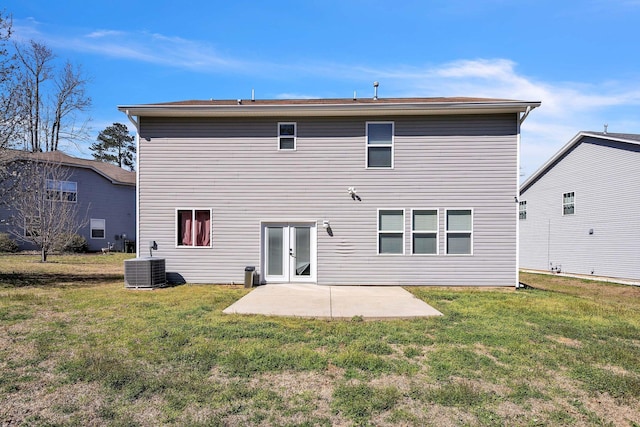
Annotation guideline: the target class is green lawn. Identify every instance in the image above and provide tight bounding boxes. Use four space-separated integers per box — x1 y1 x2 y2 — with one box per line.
1 254 639 426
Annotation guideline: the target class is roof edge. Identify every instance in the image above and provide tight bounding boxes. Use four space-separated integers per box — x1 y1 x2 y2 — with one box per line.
118 98 541 118
520 131 640 193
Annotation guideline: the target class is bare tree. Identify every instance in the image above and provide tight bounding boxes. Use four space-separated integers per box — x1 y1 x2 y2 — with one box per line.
12 41 91 152
0 10 19 150
5 155 88 261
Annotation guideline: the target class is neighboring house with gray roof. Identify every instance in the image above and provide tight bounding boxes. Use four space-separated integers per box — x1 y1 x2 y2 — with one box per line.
0 150 136 252
119 96 539 286
519 131 640 281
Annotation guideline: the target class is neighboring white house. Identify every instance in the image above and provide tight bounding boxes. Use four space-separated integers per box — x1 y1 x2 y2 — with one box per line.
119 96 540 286
519 131 640 281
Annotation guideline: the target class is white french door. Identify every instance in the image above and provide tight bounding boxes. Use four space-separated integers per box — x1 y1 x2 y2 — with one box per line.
263 222 317 283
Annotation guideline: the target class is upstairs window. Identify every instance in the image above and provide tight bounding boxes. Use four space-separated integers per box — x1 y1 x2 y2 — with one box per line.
378 209 404 254
46 179 77 202
177 209 211 247
278 122 296 150
367 122 394 168
519 201 527 220
446 209 473 255
412 209 438 254
563 192 575 215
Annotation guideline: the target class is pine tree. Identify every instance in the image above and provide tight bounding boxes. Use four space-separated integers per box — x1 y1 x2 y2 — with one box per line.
90 123 135 170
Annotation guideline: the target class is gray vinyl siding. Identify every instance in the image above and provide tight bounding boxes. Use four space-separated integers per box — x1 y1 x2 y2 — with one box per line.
138 114 519 285
519 137 640 280
1 166 135 252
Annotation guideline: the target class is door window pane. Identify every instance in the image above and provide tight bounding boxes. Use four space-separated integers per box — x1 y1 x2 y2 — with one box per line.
295 227 311 276
267 227 283 276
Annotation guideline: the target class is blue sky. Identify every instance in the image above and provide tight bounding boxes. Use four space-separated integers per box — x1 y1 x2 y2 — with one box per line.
4 0 640 178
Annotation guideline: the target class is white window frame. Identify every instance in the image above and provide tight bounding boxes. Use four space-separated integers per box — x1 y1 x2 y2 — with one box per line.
366 121 394 169
175 208 213 248
90 218 106 239
278 122 297 151
562 192 575 216
46 179 77 203
411 208 439 255
377 208 405 255
519 201 527 220
445 208 473 255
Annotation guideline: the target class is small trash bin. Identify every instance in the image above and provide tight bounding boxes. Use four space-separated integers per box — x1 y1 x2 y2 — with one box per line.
244 266 255 288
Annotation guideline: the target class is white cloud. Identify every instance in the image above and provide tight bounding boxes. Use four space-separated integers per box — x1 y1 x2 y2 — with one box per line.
10 19 640 180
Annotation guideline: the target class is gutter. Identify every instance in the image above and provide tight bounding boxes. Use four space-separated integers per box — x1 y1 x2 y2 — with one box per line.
118 100 541 119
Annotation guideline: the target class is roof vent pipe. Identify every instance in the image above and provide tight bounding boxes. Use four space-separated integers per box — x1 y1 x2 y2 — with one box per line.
604 124 608 134
373 81 379 100
251 89 255 102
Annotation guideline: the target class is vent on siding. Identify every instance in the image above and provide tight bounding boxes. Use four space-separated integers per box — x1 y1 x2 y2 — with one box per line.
124 258 166 289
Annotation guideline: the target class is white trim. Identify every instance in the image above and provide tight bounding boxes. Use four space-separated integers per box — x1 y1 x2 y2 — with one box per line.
175 208 213 248
366 121 394 169
411 208 439 255
377 208 405 255
90 218 106 239
278 122 297 151
135 132 140 256
118 100 541 119
445 208 474 256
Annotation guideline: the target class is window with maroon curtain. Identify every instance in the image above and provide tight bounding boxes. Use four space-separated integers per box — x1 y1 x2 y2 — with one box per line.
177 209 211 247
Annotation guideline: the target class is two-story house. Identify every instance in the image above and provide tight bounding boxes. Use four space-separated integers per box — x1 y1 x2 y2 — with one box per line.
0 150 136 252
519 131 640 281
119 96 539 286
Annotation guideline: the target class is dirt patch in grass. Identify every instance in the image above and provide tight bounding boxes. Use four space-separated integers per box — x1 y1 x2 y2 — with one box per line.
547 335 582 348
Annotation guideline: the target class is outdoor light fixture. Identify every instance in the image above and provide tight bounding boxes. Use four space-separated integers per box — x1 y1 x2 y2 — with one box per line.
322 220 330 229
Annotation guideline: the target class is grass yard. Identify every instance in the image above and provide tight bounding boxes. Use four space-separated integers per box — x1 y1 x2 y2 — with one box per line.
1 254 639 426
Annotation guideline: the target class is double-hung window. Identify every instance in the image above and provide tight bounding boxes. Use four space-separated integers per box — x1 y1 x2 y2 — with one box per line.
412 209 438 254
367 122 393 168
90 219 106 239
378 209 404 254
177 209 211 247
446 209 472 255
278 122 296 150
519 201 527 220
46 179 77 202
562 192 575 215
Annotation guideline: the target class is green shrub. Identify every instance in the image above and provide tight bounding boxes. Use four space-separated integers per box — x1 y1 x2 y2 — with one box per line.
62 234 88 253
0 233 19 253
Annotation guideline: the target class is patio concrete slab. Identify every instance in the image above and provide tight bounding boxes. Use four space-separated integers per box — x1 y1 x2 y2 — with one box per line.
223 283 443 319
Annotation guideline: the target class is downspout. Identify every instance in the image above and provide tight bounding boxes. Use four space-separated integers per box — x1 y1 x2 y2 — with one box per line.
519 106 532 125
516 105 534 288
125 110 139 133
